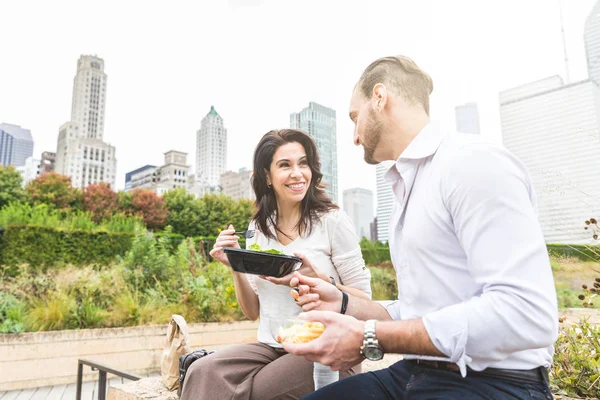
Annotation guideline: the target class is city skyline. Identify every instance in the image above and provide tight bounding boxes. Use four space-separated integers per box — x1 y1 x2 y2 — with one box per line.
2 0 595 200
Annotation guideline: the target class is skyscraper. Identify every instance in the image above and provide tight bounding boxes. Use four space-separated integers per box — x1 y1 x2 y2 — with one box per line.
343 188 374 240
499 76 600 243
55 55 117 188
221 168 255 201
375 161 395 242
585 0 600 86
196 106 227 189
0 123 34 167
290 102 338 203
454 103 481 135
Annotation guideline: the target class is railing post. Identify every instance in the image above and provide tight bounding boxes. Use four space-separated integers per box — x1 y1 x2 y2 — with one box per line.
98 370 107 400
75 361 83 400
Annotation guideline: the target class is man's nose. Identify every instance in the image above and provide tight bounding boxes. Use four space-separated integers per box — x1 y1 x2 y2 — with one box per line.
353 129 360 146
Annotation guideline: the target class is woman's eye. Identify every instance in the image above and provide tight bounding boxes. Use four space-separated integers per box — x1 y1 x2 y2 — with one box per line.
300 160 308 166
280 163 289 168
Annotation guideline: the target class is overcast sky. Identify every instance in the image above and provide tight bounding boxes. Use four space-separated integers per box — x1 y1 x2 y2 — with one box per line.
0 0 596 207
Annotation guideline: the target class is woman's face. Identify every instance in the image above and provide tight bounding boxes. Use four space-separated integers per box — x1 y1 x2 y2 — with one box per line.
266 142 312 207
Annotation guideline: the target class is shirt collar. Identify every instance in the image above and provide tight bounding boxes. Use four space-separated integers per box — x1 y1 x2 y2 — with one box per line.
383 122 445 183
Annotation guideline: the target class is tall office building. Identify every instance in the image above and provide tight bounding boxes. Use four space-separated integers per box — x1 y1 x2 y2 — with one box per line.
0 123 34 167
125 165 156 192
585 0 600 86
499 76 600 243
221 168 255 201
290 102 338 203
454 103 481 134
196 106 227 189
343 188 374 240
375 161 395 242
55 55 117 188
127 151 190 195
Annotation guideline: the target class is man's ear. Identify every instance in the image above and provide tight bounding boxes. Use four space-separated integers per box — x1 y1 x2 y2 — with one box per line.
372 83 388 112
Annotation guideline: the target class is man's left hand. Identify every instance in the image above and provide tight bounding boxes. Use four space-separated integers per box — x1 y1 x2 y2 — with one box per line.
282 310 365 371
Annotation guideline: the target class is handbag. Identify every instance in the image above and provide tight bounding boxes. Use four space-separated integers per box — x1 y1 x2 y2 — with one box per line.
177 349 217 397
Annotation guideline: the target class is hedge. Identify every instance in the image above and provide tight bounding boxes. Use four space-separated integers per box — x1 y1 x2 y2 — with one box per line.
547 244 600 262
0 225 134 272
358 244 600 264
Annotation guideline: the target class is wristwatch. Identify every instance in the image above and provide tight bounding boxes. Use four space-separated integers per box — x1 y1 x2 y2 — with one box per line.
360 320 384 361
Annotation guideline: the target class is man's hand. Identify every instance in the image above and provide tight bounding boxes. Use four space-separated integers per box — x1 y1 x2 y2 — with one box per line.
262 253 328 286
289 272 343 312
282 311 365 371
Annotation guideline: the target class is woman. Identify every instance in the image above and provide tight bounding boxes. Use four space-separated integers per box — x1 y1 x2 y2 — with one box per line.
181 129 371 400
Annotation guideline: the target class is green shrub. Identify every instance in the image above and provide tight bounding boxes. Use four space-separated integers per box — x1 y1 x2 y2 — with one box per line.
370 266 397 301
25 290 77 331
551 319 600 398
0 225 134 271
547 244 600 262
0 292 25 333
360 238 391 264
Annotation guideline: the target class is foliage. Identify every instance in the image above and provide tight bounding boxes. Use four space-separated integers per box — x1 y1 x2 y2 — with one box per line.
164 189 206 238
548 243 600 263
0 292 25 333
360 237 391 264
551 319 600 398
0 165 25 209
82 182 120 223
199 194 254 237
0 235 243 332
0 202 142 233
369 266 398 301
25 172 81 214
129 189 168 231
0 225 134 271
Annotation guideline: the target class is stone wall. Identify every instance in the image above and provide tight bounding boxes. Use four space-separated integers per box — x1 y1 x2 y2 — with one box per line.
0 320 258 391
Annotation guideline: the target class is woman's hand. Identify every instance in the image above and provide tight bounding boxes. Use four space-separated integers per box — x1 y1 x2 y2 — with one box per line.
209 224 240 268
263 252 330 286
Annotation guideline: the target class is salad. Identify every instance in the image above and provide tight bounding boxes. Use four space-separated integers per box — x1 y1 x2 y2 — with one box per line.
248 243 285 255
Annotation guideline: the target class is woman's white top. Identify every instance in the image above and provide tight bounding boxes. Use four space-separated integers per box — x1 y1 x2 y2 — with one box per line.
245 208 372 347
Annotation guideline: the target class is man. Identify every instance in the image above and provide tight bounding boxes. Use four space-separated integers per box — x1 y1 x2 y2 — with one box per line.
283 55 558 399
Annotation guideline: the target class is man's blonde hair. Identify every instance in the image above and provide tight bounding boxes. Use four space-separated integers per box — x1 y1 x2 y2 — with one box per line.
358 55 433 115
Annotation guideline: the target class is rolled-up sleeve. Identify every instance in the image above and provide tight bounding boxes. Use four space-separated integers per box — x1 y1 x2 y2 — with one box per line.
330 210 372 298
422 144 558 374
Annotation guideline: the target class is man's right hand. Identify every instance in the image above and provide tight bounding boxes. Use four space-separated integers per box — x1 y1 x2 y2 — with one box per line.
209 224 239 268
290 272 343 312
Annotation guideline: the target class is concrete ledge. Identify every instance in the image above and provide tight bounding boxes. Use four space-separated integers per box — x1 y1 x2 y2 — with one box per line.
0 320 259 391
107 355 405 400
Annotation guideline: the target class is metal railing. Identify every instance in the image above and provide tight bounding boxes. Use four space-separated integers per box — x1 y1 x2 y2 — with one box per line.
76 359 143 400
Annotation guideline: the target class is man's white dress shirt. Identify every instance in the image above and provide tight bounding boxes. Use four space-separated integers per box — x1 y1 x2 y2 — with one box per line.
383 122 558 376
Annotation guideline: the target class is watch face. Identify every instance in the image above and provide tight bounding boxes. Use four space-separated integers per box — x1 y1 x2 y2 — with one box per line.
364 346 384 361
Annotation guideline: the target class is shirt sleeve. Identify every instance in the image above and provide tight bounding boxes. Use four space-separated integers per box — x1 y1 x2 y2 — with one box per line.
329 210 372 298
422 143 558 374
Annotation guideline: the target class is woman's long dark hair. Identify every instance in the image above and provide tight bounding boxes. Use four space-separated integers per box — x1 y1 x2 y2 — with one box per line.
251 129 338 241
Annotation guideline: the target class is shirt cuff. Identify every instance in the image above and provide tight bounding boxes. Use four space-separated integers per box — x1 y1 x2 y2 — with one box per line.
422 303 471 377
376 300 401 320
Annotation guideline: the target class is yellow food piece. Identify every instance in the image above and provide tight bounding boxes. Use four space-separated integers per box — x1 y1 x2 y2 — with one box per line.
275 321 325 343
